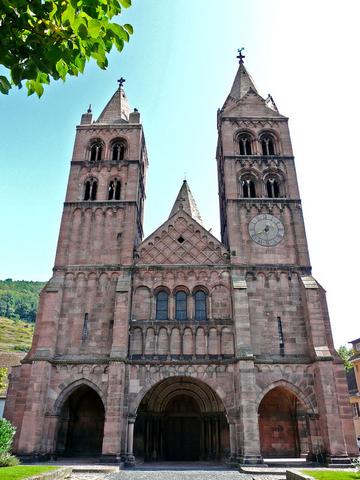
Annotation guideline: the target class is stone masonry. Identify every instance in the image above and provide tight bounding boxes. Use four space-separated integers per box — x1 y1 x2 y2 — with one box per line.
4 58 358 465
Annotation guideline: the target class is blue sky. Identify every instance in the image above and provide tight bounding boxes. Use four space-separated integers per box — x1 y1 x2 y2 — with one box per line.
1 0 359 347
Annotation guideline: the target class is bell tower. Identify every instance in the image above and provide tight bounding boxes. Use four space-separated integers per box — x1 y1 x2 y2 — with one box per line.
217 50 309 268
55 79 147 268
216 51 358 464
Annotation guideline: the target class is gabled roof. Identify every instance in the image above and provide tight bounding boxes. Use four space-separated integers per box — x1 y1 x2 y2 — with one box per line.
228 63 259 101
96 87 132 124
137 209 229 266
221 62 285 118
169 180 203 225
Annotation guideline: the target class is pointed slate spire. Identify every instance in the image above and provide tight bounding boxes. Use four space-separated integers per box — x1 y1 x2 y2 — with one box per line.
169 180 203 225
96 81 132 124
228 62 259 100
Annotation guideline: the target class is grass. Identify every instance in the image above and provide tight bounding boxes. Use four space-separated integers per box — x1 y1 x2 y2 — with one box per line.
0 317 34 353
302 470 360 480
0 466 58 480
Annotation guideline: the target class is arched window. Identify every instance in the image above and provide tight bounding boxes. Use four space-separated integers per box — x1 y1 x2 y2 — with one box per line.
266 176 280 198
84 178 98 201
112 142 126 161
241 177 256 198
89 141 103 162
261 134 276 156
239 134 252 155
175 291 187 320
194 290 207 321
108 178 121 200
156 290 168 320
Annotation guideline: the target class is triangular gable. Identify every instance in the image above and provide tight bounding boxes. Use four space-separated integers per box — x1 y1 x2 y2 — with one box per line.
222 89 286 119
137 210 229 265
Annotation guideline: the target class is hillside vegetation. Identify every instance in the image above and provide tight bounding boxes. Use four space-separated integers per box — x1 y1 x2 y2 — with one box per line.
0 317 35 353
0 279 45 323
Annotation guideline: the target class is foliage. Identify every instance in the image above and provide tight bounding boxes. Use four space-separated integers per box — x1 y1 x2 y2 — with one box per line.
0 368 7 392
0 419 16 454
0 466 58 478
302 470 360 480
0 279 45 323
0 453 19 467
0 0 133 97
0 317 35 354
337 345 354 372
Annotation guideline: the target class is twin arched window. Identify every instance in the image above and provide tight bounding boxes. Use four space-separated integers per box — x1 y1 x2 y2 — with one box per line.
155 289 207 321
238 132 277 156
112 142 126 161
87 139 127 162
108 178 121 200
89 142 103 162
261 134 275 156
266 176 280 198
239 134 252 155
84 178 98 201
242 177 257 198
240 174 282 198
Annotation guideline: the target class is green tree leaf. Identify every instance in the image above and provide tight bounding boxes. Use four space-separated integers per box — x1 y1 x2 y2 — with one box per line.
0 0 133 96
0 76 11 94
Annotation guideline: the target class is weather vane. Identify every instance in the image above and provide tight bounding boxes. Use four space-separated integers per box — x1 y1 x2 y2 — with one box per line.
237 48 245 64
117 77 126 88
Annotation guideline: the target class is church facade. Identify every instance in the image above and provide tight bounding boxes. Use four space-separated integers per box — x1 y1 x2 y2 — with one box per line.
4 58 358 465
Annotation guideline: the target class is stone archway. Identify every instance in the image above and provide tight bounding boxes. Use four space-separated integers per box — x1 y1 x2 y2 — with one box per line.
133 376 229 462
258 386 309 458
56 384 105 456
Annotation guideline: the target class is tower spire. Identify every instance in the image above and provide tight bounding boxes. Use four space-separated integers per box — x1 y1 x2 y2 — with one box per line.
169 180 203 225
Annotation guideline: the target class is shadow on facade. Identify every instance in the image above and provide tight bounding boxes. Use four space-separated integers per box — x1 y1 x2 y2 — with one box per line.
134 376 229 461
56 385 105 456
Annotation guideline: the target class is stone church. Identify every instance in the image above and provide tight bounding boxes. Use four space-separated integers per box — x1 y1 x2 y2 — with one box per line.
4 56 358 465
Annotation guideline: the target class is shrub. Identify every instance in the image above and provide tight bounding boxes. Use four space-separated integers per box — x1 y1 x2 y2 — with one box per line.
0 452 19 466
0 418 16 453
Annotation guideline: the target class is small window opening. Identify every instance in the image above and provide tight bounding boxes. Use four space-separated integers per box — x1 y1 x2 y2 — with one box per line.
194 290 207 321
112 142 126 161
266 177 280 198
261 136 276 155
175 291 187 320
277 316 284 356
84 178 98 201
239 135 252 155
156 291 168 320
90 142 102 162
108 178 121 200
177 236 185 244
82 313 89 342
242 178 256 198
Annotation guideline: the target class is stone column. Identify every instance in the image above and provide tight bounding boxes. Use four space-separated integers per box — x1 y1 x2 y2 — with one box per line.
231 272 263 464
102 362 125 460
236 359 263 464
125 417 136 467
229 421 237 462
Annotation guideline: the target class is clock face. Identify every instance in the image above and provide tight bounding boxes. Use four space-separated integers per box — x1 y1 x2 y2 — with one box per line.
248 214 285 247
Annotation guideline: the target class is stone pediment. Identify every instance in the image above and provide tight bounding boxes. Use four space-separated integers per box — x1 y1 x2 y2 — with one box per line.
137 211 229 265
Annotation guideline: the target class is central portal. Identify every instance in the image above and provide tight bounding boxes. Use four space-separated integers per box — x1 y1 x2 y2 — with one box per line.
134 376 229 462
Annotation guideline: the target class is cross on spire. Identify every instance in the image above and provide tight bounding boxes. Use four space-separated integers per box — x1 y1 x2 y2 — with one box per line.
117 77 126 88
237 48 245 64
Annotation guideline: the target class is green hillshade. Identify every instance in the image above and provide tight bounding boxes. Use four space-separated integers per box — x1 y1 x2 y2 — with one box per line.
0 466 58 480
0 317 34 353
302 470 360 480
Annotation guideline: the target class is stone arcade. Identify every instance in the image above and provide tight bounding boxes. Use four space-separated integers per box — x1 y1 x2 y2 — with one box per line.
4 57 358 465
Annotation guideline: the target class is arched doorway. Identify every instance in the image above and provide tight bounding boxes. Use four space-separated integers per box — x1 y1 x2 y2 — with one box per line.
56 385 105 456
258 386 309 458
134 377 229 462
